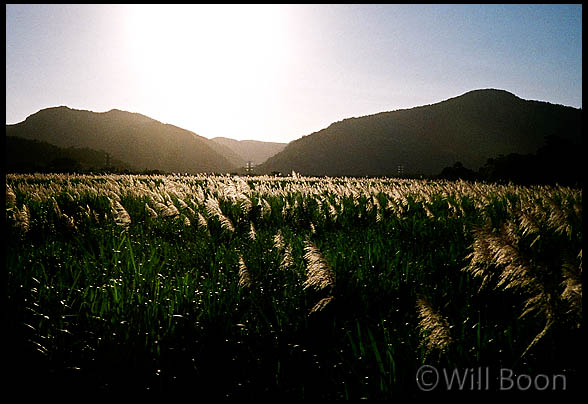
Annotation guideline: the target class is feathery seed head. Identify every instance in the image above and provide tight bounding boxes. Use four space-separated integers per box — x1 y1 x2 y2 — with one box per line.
273 230 285 251
281 244 294 269
197 212 208 229
309 295 334 315
416 296 453 356
205 197 234 232
303 241 335 292
249 221 257 241
111 199 131 228
238 255 252 289
145 203 158 219
14 204 30 233
6 185 17 207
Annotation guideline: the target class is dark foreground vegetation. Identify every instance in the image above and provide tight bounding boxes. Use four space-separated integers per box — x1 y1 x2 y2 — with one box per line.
6 174 582 397
438 135 582 186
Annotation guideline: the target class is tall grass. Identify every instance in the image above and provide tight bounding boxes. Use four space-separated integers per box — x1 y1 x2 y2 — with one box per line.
5 173 582 397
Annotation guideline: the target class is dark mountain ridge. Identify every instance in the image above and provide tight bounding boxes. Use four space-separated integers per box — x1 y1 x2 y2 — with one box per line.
257 89 582 177
6 106 237 173
6 135 130 173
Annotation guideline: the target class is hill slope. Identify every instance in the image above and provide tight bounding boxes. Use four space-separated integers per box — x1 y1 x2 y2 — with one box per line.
6 136 130 172
212 137 287 166
6 107 237 173
206 139 247 169
257 89 582 176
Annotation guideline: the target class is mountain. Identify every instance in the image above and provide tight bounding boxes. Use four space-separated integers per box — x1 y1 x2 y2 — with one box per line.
6 136 130 172
211 137 287 166
5 107 237 173
257 89 582 177
206 139 247 169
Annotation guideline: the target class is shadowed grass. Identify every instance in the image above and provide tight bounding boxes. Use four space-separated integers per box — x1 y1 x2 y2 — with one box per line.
5 174 582 397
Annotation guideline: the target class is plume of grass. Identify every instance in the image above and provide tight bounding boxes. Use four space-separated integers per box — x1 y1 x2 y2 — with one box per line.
111 199 131 228
50 197 77 231
145 203 158 219
239 195 253 215
561 250 582 325
303 240 334 292
281 244 294 270
197 212 208 228
309 295 334 315
465 221 539 293
51 197 62 216
175 196 189 210
6 185 17 207
81 204 95 223
62 212 77 231
176 197 195 216
151 200 178 218
546 198 571 238
196 211 211 238
165 200 180 218
14 204 30 233
273 229 285 251
326 199 338 221
281 201 291 219
205 197 234 233
248 222 257 241
416 296 453 357
259 198 271 219
238 255 252 289
517 207 542 247
464 220 559 357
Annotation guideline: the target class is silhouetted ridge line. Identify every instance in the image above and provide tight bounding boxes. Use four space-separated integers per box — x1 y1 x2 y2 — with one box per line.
7 107 237 173
257 89 581 177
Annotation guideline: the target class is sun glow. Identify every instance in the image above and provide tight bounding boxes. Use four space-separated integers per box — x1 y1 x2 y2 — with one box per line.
123 4 293 139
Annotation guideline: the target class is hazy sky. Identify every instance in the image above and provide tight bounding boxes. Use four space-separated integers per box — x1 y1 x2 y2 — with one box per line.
5 4 582 143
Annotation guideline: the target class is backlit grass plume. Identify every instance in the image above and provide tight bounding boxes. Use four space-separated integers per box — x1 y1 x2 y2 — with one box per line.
197 212 208 229
6 185 17 207
205 197 234 233
303 240 335 313
416 296 453 356
238 254 252 289
51 197 77 231
303 240 335 292
152 200 179 218
281 244 294 270
14 204 30 234
309 295 334 315
464 219 570 357
249 221 257 241
561 250 582 325
111 199 131 228
145 203 158 219
273 229 285 251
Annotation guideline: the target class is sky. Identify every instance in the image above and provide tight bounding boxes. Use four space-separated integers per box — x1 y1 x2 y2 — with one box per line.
5 4 582 143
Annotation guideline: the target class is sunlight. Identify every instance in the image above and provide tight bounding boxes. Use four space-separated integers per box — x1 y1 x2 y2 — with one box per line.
123 4 292 138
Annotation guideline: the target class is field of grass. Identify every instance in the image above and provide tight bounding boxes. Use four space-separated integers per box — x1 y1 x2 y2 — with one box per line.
6 173 582 397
